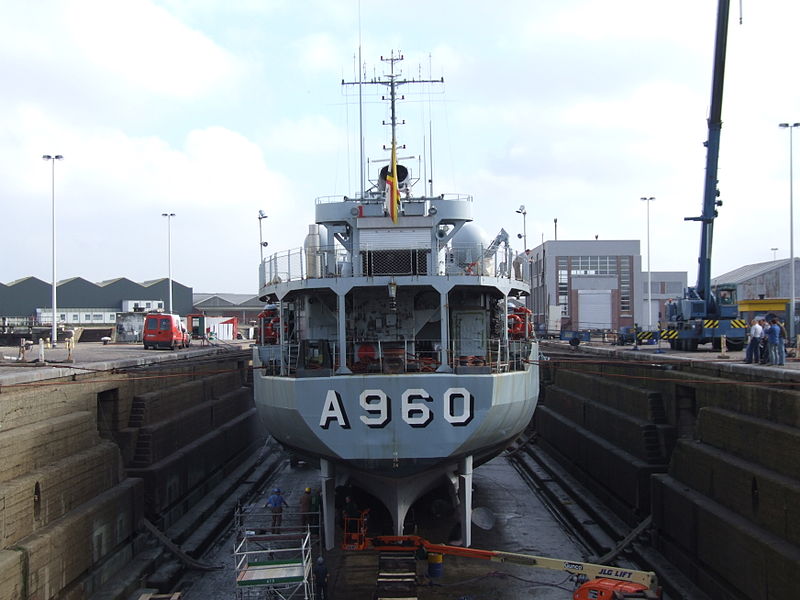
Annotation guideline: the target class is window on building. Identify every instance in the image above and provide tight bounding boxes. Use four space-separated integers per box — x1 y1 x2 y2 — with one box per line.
619 256 632 315
93 314 103 321
642 280 661 294
570 255 617 276
666 282 683 295
72 315 79 322
557 257 570 314
84 314 91 321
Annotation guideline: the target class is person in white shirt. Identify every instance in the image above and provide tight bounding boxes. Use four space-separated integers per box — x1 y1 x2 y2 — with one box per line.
744 318 762 364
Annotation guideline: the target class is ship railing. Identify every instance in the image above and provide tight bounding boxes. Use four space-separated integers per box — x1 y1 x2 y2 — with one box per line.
257 337 534 376
314 192 474 204
261 242 526 284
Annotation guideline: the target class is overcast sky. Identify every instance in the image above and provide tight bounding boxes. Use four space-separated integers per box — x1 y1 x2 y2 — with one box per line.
2 1 799 294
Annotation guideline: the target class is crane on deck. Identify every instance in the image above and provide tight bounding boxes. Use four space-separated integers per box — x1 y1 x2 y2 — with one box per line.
661 0 747 352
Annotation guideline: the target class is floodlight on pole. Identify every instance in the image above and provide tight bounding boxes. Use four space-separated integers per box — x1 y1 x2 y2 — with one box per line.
258 210 268 263
42 154 63 348
779 122 800 341
515 205 527 250
162 213 175 313
641 196 655 330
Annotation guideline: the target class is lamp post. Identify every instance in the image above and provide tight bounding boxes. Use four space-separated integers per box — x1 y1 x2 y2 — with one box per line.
258 210 268 262
42 154 63 348
771 247 779 261
515 205 527 250
162 213 175 313
779 122 800 341
641 196 655 330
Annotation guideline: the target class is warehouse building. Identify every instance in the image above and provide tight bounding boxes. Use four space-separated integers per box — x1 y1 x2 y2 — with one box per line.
0 276 193 325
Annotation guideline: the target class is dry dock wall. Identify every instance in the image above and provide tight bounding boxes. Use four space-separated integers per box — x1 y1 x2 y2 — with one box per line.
0 350 261 600
537 346 800 600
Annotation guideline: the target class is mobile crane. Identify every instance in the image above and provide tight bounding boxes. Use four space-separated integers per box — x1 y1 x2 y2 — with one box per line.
350 533 660 599
661 0 747 352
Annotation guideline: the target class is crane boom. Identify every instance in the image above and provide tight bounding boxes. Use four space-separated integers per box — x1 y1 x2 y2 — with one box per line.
686 0 730 315
662 0 747 352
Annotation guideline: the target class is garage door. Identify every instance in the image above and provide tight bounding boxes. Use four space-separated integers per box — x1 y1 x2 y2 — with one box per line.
578 290 612 329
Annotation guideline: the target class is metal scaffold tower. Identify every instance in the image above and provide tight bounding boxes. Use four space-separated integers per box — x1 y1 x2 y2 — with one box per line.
233 504 321 599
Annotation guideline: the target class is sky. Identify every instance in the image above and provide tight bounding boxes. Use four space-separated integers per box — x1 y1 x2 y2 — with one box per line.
2 0 799 295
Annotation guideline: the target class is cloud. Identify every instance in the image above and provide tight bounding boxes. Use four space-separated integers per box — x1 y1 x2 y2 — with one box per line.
293 33 346 74
64 1 241 99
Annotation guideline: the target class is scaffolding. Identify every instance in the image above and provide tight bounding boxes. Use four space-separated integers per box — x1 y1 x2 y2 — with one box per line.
234 504 321 599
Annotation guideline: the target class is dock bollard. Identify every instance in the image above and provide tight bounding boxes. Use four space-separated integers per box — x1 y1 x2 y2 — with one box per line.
717 335 729 359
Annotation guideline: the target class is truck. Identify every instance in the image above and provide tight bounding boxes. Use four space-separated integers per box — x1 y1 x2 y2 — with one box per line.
661 0 747 352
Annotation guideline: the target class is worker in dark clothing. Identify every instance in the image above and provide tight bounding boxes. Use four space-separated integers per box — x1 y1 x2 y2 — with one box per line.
313 556 329 600
266 488 289 534
310 487 321 526
299 487 313 527
342 495 361 535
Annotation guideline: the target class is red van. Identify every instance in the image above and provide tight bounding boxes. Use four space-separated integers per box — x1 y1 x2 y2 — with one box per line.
143 313 190 350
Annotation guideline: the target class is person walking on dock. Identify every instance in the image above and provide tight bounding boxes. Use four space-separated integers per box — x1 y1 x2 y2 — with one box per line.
266 488 289 534
744 318 762 364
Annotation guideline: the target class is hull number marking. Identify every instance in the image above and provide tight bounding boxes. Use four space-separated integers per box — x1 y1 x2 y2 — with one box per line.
319 387 474 429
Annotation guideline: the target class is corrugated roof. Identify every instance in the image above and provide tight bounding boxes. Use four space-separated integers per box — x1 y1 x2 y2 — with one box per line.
193 293 262 307
141 278 167 287
5 276 49 286
711 259 790 285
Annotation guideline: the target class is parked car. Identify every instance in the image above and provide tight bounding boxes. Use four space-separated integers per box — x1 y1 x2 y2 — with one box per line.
143 313 190 350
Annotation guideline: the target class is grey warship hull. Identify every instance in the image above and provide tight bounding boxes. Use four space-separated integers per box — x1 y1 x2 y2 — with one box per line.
253 55 539 547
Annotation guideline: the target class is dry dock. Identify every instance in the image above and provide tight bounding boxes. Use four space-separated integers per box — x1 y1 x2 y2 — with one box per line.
2 339 799 600
0 341 265 600
536 340 800 600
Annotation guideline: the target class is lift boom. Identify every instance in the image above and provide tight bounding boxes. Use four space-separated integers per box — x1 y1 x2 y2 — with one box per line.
361 535 660 598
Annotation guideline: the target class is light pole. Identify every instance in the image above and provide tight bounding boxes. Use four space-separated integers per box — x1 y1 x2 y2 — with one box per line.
258 210 268 262
42 154 63 347
515 205 527 250
641 196 655 330
772 247 779 261
162 213 175 313
779 122 800 342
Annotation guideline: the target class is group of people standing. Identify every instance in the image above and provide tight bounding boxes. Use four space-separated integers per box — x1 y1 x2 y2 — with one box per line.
744 317 788 365
265 486 322 533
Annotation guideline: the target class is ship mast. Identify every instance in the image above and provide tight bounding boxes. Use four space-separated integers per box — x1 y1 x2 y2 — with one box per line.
383 52 401 159
342 51 443 195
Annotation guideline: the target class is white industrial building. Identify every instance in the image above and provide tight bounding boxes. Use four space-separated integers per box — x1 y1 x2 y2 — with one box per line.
523 240 685 335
